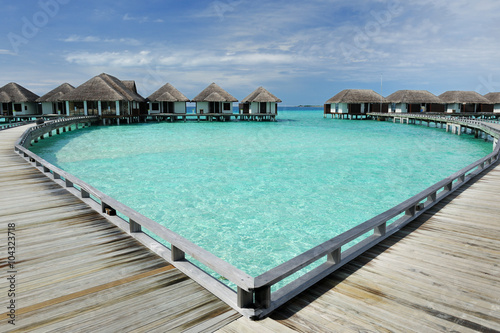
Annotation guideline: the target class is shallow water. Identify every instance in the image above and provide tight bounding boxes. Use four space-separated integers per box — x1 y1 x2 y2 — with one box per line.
30 110 492 277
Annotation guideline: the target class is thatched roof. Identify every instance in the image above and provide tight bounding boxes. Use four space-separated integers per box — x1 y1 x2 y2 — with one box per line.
122 80 138 94
147 83 189 102
191 83 238 102
386 90 442 104
484 92 500 104
438 91 491 104
0 82 39 103
0 91 12 103
61 73 145 102
325 89 387 104
241 86 282 103
36 83 75 103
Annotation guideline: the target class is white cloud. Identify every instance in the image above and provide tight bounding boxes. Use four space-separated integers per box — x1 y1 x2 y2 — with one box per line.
63 35 101 42
123 13 164 23
0 49 17 56
65 51 153 67
61 35 141 45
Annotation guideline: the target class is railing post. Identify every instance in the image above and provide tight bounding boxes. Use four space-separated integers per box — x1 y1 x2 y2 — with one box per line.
255 286 271 309
237 287 253 308
374 223 386 236
327 247 341 264
427 192 437 203
444 182 453 192
171 245 185 261
405 205 416 217
130 219 142 233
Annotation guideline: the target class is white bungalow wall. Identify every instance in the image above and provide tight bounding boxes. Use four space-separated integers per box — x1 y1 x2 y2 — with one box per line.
247 102 276 114
221 102 232 114
174 102 186 114
494 104 500 113
41 102 53 114
446 103 461 113
13 102 38 115
196 102 208 114
395 103 407 113
336 103 349 113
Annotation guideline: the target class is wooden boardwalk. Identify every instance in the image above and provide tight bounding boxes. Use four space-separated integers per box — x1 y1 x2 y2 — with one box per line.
0 125 239 332
2 123 500 332
220 158 500 332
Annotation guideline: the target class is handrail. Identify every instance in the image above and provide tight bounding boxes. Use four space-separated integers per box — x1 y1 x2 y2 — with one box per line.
14 117 254 291
13 115 500 319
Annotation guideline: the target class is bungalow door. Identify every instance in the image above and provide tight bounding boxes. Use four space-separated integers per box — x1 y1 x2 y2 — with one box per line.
209 102 220 114
259 102 267 114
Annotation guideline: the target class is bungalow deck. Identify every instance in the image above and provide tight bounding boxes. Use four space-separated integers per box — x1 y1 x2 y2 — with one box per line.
149 113 277 122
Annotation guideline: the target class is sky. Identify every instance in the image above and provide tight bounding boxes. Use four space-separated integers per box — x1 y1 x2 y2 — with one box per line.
1 0 500 105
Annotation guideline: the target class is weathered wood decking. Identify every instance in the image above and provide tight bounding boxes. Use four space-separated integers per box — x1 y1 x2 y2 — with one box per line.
2 121 500 332
219 138 500 332
0 125 239 332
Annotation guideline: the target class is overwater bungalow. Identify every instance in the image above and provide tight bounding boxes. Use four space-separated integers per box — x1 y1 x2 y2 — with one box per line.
61 73 146 118
36 83 75 115
324 89 388 119
438 91 491 113
0 82 40 116
239 87 281 115
191 83 237 114
386 90 444 113
147 83 189 114
484 92 500 113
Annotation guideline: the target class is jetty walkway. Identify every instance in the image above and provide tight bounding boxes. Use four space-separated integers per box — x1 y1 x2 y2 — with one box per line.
1 118 500 332
0 125 239 332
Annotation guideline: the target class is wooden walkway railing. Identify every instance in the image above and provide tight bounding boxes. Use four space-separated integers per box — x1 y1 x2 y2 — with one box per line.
6 117 500 318
8 115 500 321
0 124 239 332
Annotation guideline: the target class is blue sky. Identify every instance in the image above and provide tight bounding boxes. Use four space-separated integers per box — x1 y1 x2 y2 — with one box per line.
1 0 500 105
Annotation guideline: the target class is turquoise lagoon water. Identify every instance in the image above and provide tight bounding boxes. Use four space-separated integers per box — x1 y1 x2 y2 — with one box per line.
30 110 492 278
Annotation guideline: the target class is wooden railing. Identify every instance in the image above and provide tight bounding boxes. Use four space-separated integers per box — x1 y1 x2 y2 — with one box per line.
13 115 500 319
1 121 31 131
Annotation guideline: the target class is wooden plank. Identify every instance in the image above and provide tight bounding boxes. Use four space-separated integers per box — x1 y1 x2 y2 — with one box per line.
268 160 500 332
0 125 238 332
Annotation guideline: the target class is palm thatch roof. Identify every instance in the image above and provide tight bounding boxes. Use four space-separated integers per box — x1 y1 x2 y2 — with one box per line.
386 90 442 104
484 92 500 104
0 82 39 103
122 80 138 94
61 73 145 102
325 89 387 104
191 83 237 102
0 91 12 103
241 86 282 103
36 83 75 103
438 91 491 104
147 83 189 102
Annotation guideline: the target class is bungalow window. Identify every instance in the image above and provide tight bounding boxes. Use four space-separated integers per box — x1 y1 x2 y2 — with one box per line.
152 103 159 111
335 103 339 112
14 104 22 112
391 103 396 112
223 103 231 111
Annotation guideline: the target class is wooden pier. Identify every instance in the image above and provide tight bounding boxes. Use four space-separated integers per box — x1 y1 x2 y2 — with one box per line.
0 125 239 332
2 118 500 331
148 113 277 122
220 141 500 332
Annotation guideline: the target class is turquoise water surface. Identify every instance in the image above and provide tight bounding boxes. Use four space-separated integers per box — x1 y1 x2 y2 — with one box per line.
30 110 492 278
